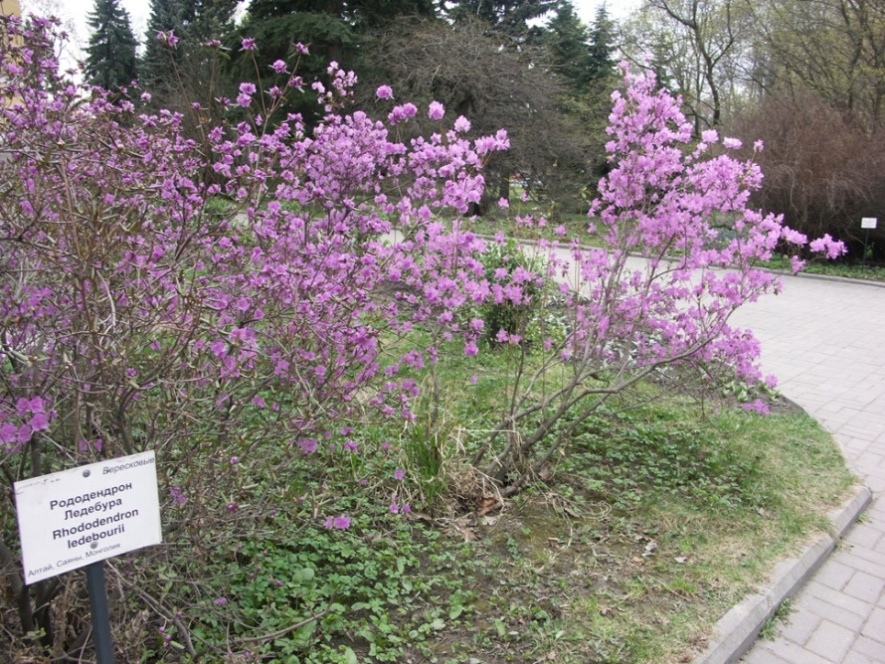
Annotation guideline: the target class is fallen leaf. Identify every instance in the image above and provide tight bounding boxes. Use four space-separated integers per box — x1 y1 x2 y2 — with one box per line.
477 495 500 516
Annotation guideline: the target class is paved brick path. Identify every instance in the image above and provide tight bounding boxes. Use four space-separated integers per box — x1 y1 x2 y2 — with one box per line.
730 274 885 663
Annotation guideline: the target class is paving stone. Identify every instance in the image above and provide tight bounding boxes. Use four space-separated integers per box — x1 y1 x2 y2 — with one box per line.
844 570 885 604
805 581 874 617
864 475 885 493
842 650 879 664
805 596 867 632
804 620 855 661
813 559 854 591
849 635 885 660
832 551 885 580
778 609 821 645
740 647 794 663
860 607 885 644
764 637 840 664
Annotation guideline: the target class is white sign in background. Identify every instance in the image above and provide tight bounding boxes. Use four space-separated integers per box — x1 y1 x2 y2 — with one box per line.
15 450 162 585
862 217 878 229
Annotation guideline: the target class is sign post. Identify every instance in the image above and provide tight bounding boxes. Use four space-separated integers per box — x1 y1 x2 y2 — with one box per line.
86 561 115 663
14 450 162 663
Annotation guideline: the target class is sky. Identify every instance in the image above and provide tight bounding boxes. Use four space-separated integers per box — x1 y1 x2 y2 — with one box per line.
28 0 643 61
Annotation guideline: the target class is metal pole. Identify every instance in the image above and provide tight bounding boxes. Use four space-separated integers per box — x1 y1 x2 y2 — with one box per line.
864 229 870 267
85 561 114 663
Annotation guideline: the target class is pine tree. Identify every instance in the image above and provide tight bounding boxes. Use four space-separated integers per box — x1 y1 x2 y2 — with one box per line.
587 4 616 83
84 0 138 90
546 0 594 95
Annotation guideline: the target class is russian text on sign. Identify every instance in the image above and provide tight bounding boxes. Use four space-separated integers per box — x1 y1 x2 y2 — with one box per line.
15 450 162 584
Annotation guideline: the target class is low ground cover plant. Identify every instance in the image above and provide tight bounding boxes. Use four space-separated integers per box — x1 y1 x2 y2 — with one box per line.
0 14 851 663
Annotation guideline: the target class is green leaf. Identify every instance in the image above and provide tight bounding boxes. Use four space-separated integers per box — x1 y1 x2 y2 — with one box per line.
292 568 315 583
495 619 506 637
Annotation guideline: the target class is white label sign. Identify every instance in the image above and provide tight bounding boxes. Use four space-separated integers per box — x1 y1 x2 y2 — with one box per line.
862 217 878 229
15 451 162 584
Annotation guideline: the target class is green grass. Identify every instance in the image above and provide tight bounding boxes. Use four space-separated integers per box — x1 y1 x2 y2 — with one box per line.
762 254 885 283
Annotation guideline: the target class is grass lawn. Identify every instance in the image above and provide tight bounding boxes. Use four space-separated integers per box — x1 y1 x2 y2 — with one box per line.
761 254 885 283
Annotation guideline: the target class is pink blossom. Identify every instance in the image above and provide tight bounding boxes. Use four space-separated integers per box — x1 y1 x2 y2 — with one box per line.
324 515 351 530
28 412 49 431
156 30 178 47
298 438 318 454
376 85 393 100
809 233 847 259
169 486 187 507
240 37 257 51
388 103 418 125
428 101 445 121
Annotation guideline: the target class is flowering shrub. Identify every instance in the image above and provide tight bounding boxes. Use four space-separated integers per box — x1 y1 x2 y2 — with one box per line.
0 17 844 661
471 64 845 488
0 16 504 656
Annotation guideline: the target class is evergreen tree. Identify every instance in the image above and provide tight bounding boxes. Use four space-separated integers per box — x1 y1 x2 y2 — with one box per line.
240 0 435 71
84 0 138 90
448 0 557 38
545 0 594 95
247 0 435 29
140 0 238 94
587 4 616 83
233 0 435 124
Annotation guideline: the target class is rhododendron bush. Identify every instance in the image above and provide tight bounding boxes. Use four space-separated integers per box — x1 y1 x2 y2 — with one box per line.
0 14 843 660
471 66 845 489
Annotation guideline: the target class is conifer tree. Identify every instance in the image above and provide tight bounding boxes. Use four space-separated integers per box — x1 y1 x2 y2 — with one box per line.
84 0 138 90
449 0 556 37
140 0 237 95
546 0 594 95
587 4 616 83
